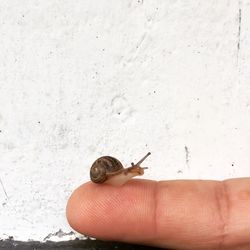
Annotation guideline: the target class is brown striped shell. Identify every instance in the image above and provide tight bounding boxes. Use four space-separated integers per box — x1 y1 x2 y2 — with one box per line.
90 156 124 184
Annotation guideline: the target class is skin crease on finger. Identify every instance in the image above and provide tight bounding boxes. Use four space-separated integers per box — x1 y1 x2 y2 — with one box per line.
66 178 250 250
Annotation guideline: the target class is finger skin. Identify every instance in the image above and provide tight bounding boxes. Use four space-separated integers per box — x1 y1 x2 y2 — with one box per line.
66 178 250 250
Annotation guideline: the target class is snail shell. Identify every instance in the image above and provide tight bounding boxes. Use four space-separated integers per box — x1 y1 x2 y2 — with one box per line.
90 156 123 184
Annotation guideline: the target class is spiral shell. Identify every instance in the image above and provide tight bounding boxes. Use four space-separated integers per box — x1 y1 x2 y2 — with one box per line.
90 156 123 183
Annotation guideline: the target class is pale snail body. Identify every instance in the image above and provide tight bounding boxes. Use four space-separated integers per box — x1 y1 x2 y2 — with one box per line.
90 152 151 186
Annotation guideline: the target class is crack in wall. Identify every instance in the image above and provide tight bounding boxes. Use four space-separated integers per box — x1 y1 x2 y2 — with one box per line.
0 177 8 201
184 145 190 169
237 1 242 66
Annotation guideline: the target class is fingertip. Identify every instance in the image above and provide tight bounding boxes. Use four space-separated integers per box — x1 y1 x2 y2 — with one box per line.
66 182 93 230
66 180 157 241
66 183 85 233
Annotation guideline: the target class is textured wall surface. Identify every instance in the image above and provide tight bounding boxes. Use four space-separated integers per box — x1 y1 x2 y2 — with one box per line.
0 0 250 241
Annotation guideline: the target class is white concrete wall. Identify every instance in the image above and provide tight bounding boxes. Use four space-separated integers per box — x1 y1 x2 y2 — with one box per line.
0 0 250 241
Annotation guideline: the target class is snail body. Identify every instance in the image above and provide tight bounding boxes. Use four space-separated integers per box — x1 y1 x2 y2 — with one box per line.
90 152 151 186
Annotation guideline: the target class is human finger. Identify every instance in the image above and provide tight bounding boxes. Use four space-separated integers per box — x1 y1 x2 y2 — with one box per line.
66 178 250 250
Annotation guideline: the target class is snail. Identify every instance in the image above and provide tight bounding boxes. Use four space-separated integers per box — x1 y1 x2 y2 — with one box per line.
90 152 151 186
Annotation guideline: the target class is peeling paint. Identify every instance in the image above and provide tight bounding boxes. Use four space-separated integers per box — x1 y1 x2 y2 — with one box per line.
43 230 78 242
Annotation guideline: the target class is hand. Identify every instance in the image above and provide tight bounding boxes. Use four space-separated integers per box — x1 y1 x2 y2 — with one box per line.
66 178 250 250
